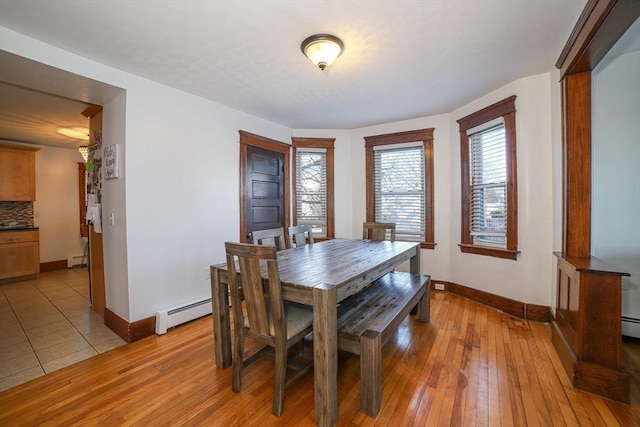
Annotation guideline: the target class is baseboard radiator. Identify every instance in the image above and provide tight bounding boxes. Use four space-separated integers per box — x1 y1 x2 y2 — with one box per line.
67 255 85 268
622 316 640 339
155 298 212 335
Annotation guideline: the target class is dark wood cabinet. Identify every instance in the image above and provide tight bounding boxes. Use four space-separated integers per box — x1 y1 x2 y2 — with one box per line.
552 253 630 403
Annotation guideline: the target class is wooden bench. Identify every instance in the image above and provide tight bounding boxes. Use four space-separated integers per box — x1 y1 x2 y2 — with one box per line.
337 270 430 417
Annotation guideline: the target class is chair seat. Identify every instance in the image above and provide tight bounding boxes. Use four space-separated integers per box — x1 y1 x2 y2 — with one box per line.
243 301 313 340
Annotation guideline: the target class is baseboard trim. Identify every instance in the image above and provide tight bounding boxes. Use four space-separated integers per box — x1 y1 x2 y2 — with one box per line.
40 259 68 272
431 280 551 322
104 308 156 343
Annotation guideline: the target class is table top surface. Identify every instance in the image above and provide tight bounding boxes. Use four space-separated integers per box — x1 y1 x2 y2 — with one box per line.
215 238 418 292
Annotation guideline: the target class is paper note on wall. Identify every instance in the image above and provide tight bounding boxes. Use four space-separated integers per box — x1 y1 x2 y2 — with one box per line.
103 144 119 179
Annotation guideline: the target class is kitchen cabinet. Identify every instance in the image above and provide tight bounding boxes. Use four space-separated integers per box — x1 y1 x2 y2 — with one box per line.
0 229 40 281
0 143 39 201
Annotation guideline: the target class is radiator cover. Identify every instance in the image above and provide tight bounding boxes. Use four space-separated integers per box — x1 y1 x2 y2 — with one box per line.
155 298 212 334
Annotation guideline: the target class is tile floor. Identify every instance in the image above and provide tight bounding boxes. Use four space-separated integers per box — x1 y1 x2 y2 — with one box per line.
0 268 126 392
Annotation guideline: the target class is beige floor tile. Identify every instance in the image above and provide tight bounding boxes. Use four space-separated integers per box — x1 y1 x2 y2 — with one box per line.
40 287 83 301
52 295 90 310
32 280 67 290
93 337 127 354
0 339 33 364
0 365 44 392
12 304 58 316
0 326 28 347
0 351 39 378
24 319 75 340
30 327 84 351
83 326 123 346
74 318 109 335
0 311 20 327
16 311 67 329
63 308 102 326
42 347 98 374
33 334 91 364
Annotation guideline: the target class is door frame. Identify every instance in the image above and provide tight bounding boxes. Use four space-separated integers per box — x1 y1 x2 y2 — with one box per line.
239 130 291 242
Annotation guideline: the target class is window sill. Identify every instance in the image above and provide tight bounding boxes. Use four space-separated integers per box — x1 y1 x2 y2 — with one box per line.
420 242 436 250
459 243 519 260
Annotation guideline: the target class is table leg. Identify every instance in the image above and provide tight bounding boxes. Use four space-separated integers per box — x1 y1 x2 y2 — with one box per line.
210 266 232 369
420 278 430 323
313 284 337 427
410 246 425 317
410 245 421 274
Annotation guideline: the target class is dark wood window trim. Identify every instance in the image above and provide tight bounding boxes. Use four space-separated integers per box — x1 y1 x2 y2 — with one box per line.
364 128 435 249
239 130 290 243
291 137 335 240
457 96 518 260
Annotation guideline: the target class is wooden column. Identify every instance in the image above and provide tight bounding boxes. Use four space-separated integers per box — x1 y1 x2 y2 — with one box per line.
561 72 591 258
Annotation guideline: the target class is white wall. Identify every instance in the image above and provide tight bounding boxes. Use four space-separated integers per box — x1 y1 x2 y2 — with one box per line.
342 74 556 306
592 49 640 324
2 26 291 322
448 73 555 306
2 25 562 322
30 144 86 264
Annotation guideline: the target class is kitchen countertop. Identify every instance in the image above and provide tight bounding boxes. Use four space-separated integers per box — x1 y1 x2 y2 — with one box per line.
0 226 39 231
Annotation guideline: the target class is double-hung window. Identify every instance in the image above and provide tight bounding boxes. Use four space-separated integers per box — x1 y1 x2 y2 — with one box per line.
457 96 518 259
365 129 435 248
292 137 335 239
469 120 507 246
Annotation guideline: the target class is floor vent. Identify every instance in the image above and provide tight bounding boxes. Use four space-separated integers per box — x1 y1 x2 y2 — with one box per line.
155 298 212 335
622 316 640 339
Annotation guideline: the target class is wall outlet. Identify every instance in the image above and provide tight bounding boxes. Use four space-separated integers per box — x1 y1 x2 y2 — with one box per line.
434 283 445 291
204 267 210 280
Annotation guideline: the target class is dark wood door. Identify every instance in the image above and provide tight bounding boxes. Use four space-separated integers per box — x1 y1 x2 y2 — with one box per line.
245 145 285 240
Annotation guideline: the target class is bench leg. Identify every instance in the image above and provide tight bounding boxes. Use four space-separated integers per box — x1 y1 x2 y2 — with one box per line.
360 329 382 417
419 286 430 323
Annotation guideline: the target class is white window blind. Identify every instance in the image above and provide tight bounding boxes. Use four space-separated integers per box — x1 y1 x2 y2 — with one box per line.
469 123 507 246
373 145 425 242
296 149 327 237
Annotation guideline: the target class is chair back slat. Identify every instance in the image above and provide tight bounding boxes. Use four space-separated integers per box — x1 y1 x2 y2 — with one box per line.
287 225 314 248
225 242 282 338
362 222 396 242
250 227 287 251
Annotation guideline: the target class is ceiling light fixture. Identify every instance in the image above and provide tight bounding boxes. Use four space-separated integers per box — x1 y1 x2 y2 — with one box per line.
301 34 344 71
57 127 90 141
78 146 89 162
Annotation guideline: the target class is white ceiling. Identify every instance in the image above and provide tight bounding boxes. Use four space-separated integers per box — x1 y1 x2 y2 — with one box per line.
0 0 587 148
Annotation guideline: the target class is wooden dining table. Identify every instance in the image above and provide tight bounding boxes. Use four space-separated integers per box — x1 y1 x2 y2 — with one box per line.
210 238 423 426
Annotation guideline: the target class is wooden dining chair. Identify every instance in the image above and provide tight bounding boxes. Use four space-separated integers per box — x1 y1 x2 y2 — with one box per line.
224 242 313 416
287 225 314 248
250 227 287 250
363 222 396 242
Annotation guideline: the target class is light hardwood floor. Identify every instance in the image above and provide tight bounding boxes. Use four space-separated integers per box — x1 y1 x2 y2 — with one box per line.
0 290 638 426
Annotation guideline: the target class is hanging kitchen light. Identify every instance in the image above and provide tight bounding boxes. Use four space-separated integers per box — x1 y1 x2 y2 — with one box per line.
78 145 89 162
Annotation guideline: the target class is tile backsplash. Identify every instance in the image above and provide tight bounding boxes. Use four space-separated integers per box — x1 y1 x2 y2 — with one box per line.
0 202 34 227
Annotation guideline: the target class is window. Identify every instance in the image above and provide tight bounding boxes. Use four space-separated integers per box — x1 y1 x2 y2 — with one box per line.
292 137 335 239
457 96 518 260
365 129 435 248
